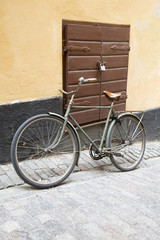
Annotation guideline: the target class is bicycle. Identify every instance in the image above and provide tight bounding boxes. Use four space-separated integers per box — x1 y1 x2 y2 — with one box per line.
11 77 146 189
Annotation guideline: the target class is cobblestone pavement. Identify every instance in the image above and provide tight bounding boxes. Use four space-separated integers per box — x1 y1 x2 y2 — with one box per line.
0 141 160 190
0 155 160 239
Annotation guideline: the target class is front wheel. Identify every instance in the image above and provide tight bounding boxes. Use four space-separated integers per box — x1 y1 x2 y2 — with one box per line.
107 114 146 171
11 114 80 188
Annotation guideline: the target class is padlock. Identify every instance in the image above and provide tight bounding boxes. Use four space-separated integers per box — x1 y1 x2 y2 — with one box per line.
97 61 106 71
100 64 106 71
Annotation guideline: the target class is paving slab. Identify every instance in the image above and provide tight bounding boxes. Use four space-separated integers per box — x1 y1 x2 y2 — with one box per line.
0 141 159 190
0 155 160 240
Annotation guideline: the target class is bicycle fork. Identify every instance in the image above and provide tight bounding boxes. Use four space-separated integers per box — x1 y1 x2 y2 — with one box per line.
47 94 75 151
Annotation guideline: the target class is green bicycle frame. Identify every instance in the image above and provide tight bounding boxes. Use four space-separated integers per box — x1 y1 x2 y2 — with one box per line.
57 78 145 157
63 94 115 153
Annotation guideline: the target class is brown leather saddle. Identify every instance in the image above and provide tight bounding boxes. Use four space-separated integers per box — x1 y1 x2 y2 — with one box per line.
103 91 122 101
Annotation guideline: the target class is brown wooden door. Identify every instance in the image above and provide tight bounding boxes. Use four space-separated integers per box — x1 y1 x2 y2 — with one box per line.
62 20 130 125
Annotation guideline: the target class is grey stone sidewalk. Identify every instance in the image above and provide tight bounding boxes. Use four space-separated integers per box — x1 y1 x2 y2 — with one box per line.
0 155 160 240
0 141 160 190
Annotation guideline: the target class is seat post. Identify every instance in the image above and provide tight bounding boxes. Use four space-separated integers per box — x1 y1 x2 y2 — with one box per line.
111 101 114 107
111 100 117 116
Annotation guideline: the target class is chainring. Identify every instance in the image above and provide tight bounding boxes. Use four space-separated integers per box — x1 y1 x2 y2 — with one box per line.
89 140 104 160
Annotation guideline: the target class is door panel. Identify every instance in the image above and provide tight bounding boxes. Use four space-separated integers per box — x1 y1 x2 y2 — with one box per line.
102 42 130 55
70 109 99 125
102 56 129 68
101 68 128 82
68 70 98 85
101 80 127 94
67 25 101 41
100 103 126 119
63 20 130 125
68 56 101 71
65 41 101 56
102 27 130 41
67 83 100 98
73 96 100 106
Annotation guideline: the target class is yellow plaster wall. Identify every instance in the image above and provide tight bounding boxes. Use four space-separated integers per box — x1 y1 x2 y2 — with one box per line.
0 0 160 111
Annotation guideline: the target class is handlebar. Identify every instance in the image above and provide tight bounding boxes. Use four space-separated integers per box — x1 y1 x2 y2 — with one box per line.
79 77 97 83
59 77 97 95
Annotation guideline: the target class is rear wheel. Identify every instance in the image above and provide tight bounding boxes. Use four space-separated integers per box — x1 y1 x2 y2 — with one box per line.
108 114 146 171
11 114 80 188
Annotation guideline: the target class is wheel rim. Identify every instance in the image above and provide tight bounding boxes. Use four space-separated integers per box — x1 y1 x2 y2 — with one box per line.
109 116 145 170
14 117 77 186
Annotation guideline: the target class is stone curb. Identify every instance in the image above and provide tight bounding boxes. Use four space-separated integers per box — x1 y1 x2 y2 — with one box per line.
0 142 160 190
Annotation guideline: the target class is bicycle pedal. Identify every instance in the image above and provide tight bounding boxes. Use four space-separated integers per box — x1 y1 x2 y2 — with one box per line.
112 152 123 157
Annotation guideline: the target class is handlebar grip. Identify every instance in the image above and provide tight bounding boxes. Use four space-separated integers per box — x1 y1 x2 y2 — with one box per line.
79 77 97 83
60 77 98 96
84 78 97 83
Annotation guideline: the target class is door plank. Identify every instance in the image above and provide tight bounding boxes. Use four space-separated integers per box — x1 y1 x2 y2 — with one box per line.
68 70 99 85
101 80 127 93
102 27 130 42
69 56 101 71
102 55 129 68
100 103 126 120
102 42 130 55
101 68 128 82
67 24 101 41
66 41 101 56
70 109 99 125
67 83 100 98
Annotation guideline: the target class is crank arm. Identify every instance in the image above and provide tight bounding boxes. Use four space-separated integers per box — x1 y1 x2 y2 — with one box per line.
103 150 124 157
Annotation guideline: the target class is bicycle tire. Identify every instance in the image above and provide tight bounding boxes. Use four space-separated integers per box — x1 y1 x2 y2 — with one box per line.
11 114 80 188
107 114 146 171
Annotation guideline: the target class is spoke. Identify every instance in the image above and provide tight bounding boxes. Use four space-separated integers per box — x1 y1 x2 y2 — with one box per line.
17 145 43 150
50 150 76 154
48 122 61 146
131 128 143 141
111 143 127 152
36 121 46 145
125 119 132 138
18 149 44 160
19 132 40 147
130 120 141 140
27 125 46 147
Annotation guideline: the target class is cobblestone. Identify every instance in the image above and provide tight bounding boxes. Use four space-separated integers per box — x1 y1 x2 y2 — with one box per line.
0 155 160 239
0 141 159 190
78 164 89 171
0 174 13 188
0 167 5 175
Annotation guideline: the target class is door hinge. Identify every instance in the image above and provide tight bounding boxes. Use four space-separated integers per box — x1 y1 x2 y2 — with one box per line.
64 45 91 52
111 45 130 51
